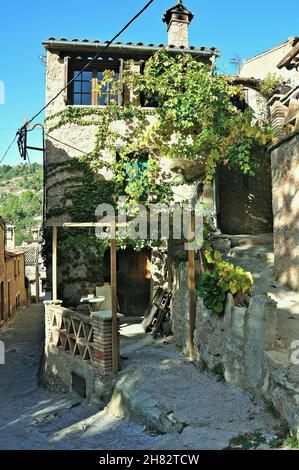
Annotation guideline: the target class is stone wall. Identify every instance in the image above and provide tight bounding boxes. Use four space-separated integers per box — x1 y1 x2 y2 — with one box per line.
167 20 189 48
217 160 273 235
172 262 299 433
44 50 198 304
271 132 299 291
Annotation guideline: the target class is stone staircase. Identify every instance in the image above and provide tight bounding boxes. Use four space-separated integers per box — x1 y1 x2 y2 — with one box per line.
210 233 274 295
210 233 299 432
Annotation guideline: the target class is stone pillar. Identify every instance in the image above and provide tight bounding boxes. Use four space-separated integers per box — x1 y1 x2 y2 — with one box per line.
91 311 123 373
43 300 63 347
244 296 277 391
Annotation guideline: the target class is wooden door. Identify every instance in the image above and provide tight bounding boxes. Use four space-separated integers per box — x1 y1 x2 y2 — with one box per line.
7 281 10 318
104 248 151 316
0 281 4 321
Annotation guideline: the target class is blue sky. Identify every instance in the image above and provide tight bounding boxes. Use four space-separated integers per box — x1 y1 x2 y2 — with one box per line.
0 0 298 165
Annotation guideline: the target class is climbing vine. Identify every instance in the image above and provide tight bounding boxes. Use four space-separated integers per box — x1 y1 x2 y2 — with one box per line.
45 51 275 300
47 50 274 206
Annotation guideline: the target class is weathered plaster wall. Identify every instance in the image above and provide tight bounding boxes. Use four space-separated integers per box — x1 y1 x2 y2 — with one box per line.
0 222 27 324
271 132 299 291
240 40 299 82
0 223 5 322
6 254 27 310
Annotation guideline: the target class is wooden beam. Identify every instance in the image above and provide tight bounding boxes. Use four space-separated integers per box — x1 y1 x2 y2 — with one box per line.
52 226 57 302
45 221 127 228
188 215 196 361
110 221 118 374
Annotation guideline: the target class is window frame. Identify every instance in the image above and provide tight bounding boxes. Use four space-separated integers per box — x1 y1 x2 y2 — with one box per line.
69 61 123 107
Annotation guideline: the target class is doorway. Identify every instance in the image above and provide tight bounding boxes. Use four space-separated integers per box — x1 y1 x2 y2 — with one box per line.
7 281 11 318
0 281 4 322
104 247 152 316
217 165 273 235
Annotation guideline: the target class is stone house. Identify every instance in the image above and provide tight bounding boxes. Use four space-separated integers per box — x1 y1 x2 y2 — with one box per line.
43 1 219 309
22 226 47 302
236 39 299 291
216 38 299 238
0 218 27 325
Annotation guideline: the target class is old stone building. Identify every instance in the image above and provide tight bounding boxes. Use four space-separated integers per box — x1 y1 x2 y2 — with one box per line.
216 38 299 237
269 40 299 291
43 1 218 308
22 227 46 302
233 38 299 291
0 218 28 325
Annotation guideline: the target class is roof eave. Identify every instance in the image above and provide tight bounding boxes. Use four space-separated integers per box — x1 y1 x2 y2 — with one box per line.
42 40 220 58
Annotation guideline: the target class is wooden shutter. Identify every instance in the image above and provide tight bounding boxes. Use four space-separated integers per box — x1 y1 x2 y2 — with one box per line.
118 58 124 106
63 56 70 104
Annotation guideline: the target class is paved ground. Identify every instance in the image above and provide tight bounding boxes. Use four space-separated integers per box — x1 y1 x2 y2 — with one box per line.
0 304 160 450
0 303 280 450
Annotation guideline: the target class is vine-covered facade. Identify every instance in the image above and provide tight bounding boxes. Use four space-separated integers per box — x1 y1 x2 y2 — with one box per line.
43 2 272 307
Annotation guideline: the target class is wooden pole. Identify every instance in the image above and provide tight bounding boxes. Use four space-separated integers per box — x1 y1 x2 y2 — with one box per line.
188 215 196 361
111 221 118 374
52 226 57 302
167 239 173 292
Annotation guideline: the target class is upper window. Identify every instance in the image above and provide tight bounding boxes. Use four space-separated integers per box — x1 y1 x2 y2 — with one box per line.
73 71 92 105
98 71 119 106
71 68 120 106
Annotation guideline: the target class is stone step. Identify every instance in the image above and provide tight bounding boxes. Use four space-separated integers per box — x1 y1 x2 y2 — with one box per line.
211 233 273 247
229 245 274 261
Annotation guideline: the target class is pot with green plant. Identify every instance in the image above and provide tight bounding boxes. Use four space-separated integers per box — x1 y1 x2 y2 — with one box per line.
197 246 254 314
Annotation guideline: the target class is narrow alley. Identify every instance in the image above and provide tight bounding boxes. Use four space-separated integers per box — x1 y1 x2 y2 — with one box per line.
0 304 280 450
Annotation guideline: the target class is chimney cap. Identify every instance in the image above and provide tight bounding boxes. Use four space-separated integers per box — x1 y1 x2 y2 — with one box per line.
163 1 194 25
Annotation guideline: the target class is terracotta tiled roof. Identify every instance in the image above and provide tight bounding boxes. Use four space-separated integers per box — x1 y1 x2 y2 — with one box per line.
6 249 26 258
42 38 219 56
24 246 39 266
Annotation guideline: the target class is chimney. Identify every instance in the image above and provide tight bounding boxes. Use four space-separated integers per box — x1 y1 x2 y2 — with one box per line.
163 1 194 48
5 224 16 250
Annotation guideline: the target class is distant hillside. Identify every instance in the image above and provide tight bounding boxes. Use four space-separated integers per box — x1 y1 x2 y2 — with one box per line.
0 163 43 245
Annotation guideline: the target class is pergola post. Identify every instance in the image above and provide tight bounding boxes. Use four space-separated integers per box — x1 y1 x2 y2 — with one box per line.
110 221 118 374
52 226 57 302
167 239 173 292
188 215 196 361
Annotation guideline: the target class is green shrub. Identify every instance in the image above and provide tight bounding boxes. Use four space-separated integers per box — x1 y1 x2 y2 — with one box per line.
197 272 226 314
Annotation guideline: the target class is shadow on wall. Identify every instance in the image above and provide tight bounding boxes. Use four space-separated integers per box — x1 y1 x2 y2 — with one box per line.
44 139 114 306
217 159 273 235
271 135 299 290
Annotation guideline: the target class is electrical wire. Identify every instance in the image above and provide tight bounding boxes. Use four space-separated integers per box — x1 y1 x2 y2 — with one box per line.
45 133 87 155
0 134 17 164
26 0 155 127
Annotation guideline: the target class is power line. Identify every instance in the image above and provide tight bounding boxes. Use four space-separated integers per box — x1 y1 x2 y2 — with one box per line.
46 133 87 155
26 0 155 127
0 134 18 164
